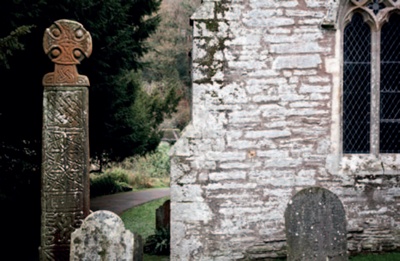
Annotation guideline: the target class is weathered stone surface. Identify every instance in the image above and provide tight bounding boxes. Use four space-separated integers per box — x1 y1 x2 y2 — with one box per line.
40 19 91 260
285 187 347 261
170 0 400 259
133 234 144 261
156 200 171 231
43 19 92 86
70 210 136 261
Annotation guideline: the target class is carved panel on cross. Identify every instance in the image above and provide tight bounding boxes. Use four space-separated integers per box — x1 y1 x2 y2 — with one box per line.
43 131 84 192
45 91 84 127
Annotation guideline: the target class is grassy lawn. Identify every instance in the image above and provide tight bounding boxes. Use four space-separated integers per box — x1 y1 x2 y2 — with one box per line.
121 196 170 239
349 252 400 260
121 195 399 261
121 196 170 261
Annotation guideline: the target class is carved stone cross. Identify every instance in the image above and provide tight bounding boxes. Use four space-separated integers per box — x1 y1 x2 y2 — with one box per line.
40 19 92 261
43 19 92 86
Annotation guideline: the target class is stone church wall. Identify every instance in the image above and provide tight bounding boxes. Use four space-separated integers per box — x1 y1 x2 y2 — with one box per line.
170 0 400 259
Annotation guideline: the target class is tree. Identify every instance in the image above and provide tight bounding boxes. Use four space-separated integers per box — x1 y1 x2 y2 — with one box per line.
0 0 172 259
141 0 202 131
0 0 172 162
0 25 35 69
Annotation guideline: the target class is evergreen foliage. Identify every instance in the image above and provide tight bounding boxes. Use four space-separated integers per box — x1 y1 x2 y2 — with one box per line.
0 0 176 166
0 25 35 68
0 0 177 259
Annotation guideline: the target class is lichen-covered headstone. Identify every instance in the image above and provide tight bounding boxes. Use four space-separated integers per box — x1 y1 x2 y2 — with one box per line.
70 210 136 261
285 187 347 261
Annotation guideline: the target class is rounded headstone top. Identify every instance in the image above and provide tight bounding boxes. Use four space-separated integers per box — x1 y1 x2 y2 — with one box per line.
285 187 347 261
70 210 134 261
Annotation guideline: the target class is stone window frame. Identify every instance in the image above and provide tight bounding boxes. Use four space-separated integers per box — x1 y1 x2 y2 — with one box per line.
339 0 400 156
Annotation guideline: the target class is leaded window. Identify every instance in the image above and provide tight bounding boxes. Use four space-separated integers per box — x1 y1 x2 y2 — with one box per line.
343 0 400 154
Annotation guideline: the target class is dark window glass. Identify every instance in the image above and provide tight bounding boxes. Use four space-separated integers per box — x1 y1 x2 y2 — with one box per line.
343 13 371 153
380 13 400 153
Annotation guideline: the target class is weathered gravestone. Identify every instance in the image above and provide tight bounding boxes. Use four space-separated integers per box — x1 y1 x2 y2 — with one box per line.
156 199 170 231
285 187 347 261
70 210 142 261
40 19 92 260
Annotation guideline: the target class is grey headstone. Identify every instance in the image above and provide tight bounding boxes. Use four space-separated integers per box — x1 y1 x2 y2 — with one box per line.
70 210 137 261
133 234 144 261
156 199 170 231
285 187 348 261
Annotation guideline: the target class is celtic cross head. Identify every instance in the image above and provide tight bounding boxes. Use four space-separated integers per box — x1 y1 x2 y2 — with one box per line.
43 19 92 87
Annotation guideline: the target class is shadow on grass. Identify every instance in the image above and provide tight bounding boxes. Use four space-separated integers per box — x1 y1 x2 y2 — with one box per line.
144 254 169 261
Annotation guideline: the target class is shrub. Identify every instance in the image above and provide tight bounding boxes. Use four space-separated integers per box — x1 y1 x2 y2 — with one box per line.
90 142 171 197
103 167 131 183
90 168 132 198
144 227 170 256
130 142 171 178
127 171 154 190
112 142 171 187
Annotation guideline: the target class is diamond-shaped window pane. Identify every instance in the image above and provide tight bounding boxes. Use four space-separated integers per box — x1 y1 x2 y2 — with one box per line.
380 13 400 153
343 13 371 153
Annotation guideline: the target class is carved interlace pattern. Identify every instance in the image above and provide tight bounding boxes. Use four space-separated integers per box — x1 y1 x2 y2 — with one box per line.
41 19 91 260
41 91 88 261
43 19 92 86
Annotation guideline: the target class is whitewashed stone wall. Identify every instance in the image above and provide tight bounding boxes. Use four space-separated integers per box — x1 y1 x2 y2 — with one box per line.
170 0 400 259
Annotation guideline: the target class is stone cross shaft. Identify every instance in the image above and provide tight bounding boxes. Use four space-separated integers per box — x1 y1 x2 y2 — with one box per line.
40 19 92 261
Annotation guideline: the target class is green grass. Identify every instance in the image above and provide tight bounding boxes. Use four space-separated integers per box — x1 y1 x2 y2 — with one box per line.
272 252 400 260
121 195 171 261
141 255 169 261
349 252 400 260
121 196 170 240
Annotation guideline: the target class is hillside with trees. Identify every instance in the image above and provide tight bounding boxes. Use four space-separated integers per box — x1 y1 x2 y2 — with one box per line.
0 0 200 259
141 0 202 131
